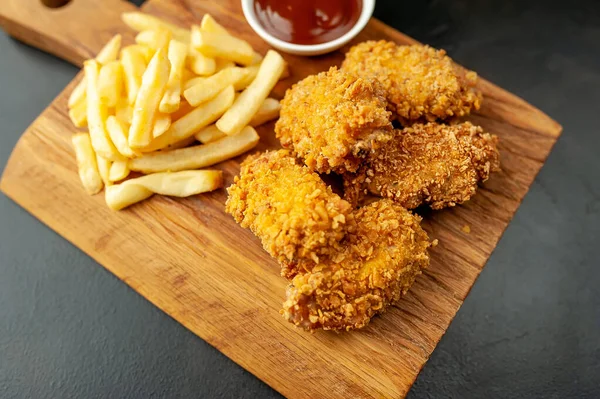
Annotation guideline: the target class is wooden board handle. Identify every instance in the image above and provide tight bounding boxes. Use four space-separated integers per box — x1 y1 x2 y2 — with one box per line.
0 0 137 67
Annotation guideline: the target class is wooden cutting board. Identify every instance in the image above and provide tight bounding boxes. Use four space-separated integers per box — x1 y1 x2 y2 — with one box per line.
0 0 562 397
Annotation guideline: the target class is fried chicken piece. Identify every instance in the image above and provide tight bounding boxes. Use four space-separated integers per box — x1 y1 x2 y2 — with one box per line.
342 41 482 123
282 199 431 331
226 150 353 279
345 122 500 210
275 66 393 174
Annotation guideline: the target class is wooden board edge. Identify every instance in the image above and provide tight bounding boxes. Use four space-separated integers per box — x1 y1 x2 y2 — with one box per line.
478 79 563 139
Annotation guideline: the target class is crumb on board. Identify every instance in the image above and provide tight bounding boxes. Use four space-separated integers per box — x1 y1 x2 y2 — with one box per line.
462 224 471 234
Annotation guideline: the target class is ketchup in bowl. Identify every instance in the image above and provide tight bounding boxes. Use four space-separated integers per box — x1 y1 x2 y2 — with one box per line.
253 0 363 45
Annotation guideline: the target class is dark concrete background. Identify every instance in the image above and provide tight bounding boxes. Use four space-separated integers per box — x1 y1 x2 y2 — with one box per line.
1 0 599 397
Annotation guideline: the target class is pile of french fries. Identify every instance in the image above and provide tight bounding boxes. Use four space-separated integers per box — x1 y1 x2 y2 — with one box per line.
68 12 287 210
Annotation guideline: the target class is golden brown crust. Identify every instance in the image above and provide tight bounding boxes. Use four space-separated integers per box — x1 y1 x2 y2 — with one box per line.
342 170 368 208
281 199 431 331
275 67 393 174
225 150 353 278
346 122 500 209
342 41 482 123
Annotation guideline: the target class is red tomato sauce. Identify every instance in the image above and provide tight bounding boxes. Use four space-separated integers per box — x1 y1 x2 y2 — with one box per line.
253 0 363 45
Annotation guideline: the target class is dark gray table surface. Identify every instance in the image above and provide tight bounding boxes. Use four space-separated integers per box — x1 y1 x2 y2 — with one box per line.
1 0 599 398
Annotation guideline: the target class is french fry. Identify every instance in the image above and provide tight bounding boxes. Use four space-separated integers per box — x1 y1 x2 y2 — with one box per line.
115 97 133 125
200 14 230 35
129 48 171 148
105 170 223 211
129 44 154 62
183 75 205 92
135 28 172 51
187 62 276 93
170 100 194 121
142 85 235 152
96 154 112 185
200 15 263 65
250 97 281 126
109 160 130 182
162 136 197 150
191 27 254 66
106 116 138 158
216 50 285 135
233 65 259 91
68 34 122 108
97 61 123 108
107 183 152 210
68 99 87 128
187 48 216 76
194 124 224 144
182 67 196 83
121 12 191 44
68 78 87 109
232 63 288 91
215 58 235 72
72 133 103 195
130 126 259 174
84 60 121 160
184 64 265 93
153 113 172 138
121 45 147 104
96 34 123 64
194 98 279 143
159 39 188 113
184 67 249 106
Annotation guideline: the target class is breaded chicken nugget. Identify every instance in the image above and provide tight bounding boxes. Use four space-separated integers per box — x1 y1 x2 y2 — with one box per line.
282 199 431 331
342 41 482 123
275 67 393 174
226 150 353 278
345 122 500 209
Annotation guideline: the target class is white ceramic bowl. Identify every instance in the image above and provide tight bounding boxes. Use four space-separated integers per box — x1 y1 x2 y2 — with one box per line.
241 0 375 56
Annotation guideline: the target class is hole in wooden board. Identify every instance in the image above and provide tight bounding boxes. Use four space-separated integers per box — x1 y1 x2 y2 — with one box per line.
40 0 72 8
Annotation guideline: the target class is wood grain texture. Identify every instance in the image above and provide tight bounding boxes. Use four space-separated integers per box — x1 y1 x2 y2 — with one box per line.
0 0 562 398
0 0 137 67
